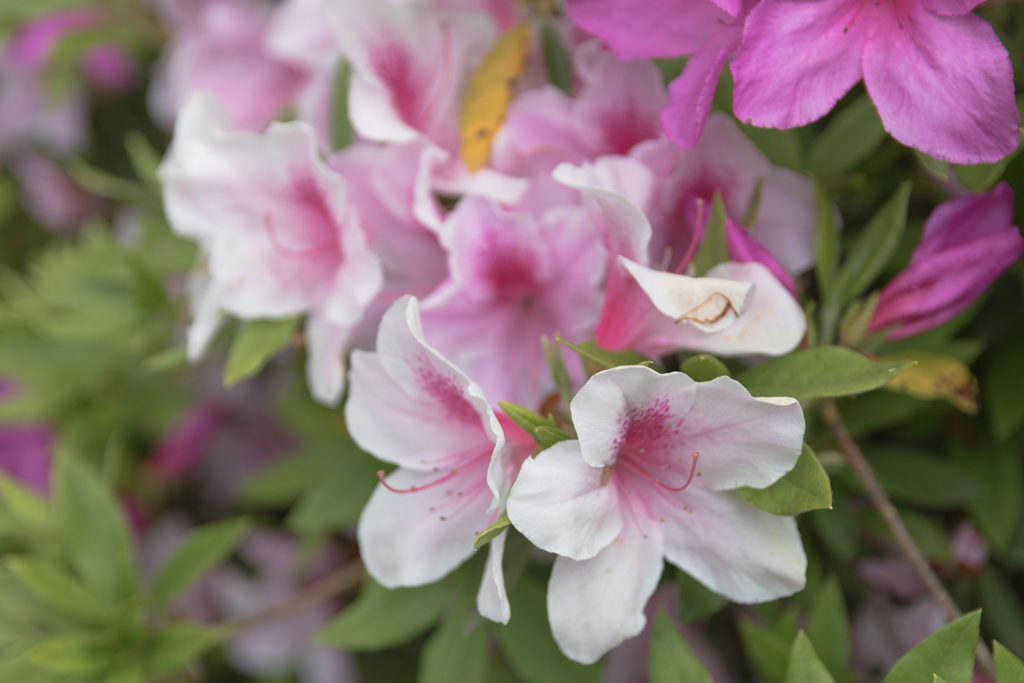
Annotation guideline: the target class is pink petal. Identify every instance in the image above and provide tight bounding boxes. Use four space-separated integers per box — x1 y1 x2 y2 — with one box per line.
921 0 985 15
913 181 1015 263
726 219 798 297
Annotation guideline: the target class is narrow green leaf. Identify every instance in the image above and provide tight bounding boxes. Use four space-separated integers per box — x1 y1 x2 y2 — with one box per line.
418 599 488 683
542 335 573 409
785 631 837 683
814 180 841 342
739 346 915 400
145 623 214 674
677 569 727 622
474 510 510 551
124 131 162 186
540 21 572 94
6 557 110 623
806 96 886 180
151 517 251 607
805 578 850 681
649 608 712 683
318 573 463 651
836 181 911 305
498 401 558 438
223 317 300 386
331 60 353 151
24 633 115 676
739 618 792 683
534 424 571 448
740 124 804 170
0 475 49 529
692 191 729 276
679 355 731 382
995 641 1024 683
66 157 156 204
915 151 950 180
738 445 832 515
558 338 649 375
882 610 981 683
743 177 765 228
977 570 1024 658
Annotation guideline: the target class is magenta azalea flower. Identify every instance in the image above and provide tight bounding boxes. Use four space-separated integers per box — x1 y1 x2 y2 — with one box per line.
731 0 1019 164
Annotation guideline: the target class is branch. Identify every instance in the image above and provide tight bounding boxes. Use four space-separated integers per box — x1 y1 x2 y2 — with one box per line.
215 559 364 639
819 400 995 678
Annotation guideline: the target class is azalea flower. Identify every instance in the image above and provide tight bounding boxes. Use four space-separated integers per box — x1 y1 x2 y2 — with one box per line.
418 194 605 409
730 0 1019 164
869 181 1023 339
564 0 753 149
347 295 533 623
159 91 383 405
506 365 807 663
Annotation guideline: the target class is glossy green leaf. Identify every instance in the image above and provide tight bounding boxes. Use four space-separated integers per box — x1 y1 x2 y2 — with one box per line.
738 444 832 515
677 569 727 623
6 557 109 623
151 517 251 607
145 623 214 674
836 181 911 305
474 510 510 551
223 317 300 386
995 642 1024 683
649 608 712 683
541 21 572 94
806 96 886 180
679 355 730 382
692 191 730 276
418 599 488 683
739 346 914 400
558 338 649 375
495 577 600 683
786 632 837 683
499 402 558 437
318 573 463 651
534 425 571 448
882 610 980 683
805 577 849 680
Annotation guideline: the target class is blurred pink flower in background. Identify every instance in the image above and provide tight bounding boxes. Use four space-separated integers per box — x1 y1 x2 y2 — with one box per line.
9 153 105 232
0 380 52 495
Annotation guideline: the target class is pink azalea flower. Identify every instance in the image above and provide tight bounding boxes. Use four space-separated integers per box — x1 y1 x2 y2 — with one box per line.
159 92 383 405
418 193 605 409
507 365 807 663
347 296 533 623
869 181 1023 340
322 0 526 203
731 0 1020 164
149 0 308 130
554 149 807 360
564 0 752 149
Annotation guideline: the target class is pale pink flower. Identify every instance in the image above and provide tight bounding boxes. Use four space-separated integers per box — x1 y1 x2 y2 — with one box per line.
9 153 104 232
347 296 533 623
80 44 139 91
507 365 807 663
852 597 946 673
149 0 308 130
418 193 605 409
731 0 1019 164
869 181 1023 340
950 521 988 572
159 92 383 405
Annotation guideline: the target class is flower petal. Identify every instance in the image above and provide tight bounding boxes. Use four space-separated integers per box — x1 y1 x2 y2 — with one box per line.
476 529 510 624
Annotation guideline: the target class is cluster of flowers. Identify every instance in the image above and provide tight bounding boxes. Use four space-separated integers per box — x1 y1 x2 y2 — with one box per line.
141 0 1024 664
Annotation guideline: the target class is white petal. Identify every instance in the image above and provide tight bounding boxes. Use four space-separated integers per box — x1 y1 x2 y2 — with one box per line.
506 441 622 561
476 529 510 624
659 488 806 603
547 518 664 664
304 311 348 406
185 269 225 361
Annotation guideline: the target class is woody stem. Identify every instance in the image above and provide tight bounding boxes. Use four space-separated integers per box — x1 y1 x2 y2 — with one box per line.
819 400 995 678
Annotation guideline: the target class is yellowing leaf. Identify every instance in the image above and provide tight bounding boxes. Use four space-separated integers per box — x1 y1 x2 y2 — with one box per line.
881 350 979 415
460 22 531 172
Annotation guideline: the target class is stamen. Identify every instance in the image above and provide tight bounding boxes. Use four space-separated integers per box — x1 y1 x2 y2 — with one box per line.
377 468 459 494
655 451 700 492
674 199 705 274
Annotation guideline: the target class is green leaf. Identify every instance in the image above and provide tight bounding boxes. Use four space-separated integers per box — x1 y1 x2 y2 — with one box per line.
318 573 463 651
677 568 727 623
53 449 139 605
863 447 982 509
955 130 1022 192
739 618 793 683
145 623 214 674
223 317 300 385
0 475 50 530
882 610 981 683
737 444 832 515
24 633 115 676
863 509 951 562
495 577 600 683
151 517 251 607
836 181 911 305
785 631 837 683
534 425 571 448
814 180 841 329
418 600 488 683
499 401 558 439
957 444 1024 555
474 510 510 551
558 338 649 375
984 340 1024 441
66 157 156 204
740 124 804 170
236 452 320 508
286 438 379 536
995 642 1024 683
739 346 914 400
809 492 859 560
331 60 352 151
915 151 951 180
806 96 886 180
679 355 730 382
542 335 573 409
540 21 572 94
978 570 1024 659
6 557 110 623
649 608 712 683
805 578 849 681
123 131 162 186
692 191 730 276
